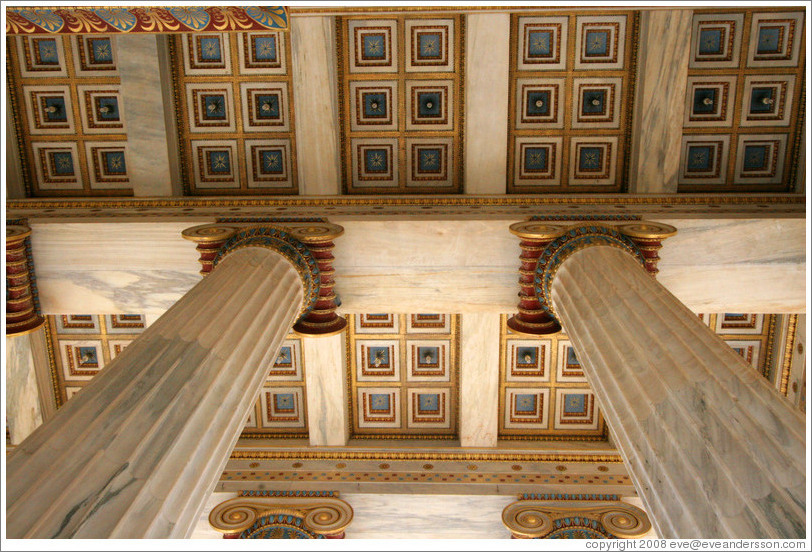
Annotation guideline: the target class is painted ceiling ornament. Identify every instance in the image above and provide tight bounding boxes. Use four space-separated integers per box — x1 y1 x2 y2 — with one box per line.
502 497 651 539
11 7 65 33
209 494 353 539
245 6 289 29
167 7 211 31
93 8 138 33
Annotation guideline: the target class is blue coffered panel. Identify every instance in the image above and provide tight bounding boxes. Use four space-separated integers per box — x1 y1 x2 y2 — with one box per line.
170 31 298 194
681 9 804 192
338 15 465 194
508 11 638 193
8 35 131 197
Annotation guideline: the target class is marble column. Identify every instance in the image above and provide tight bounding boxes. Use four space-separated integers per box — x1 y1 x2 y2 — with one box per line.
5 325 56 444
545 239 805 538
6 244 310 538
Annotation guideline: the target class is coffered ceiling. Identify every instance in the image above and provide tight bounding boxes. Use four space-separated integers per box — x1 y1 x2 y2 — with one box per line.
5 6 805 198
45 311 794 444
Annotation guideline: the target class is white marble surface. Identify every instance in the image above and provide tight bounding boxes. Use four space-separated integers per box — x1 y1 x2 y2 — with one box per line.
551 246 806 538
464 13 510 194
459 313 501 447
5 333 44 444
118 35 174 197
785 315 806 408
628 10 692 193
6 248 305 538
291 16 342 195
303 334 349 446
27 218 806 315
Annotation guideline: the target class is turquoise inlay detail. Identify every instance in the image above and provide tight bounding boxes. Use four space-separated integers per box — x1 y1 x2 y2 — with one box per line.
245 6 289 30
16 9 65 32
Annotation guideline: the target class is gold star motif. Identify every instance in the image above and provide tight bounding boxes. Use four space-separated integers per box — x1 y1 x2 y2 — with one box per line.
94 42 111 60
529 152 544 166
55 155 72 170
109 156 123 170
368 152 384 169
691 151 707 165
41 43 56 59
421 151 438 167
264 154 281 171
203 41 219 57
422 37 439 54
212 153 228 170
531 35 548 51
366 37 383 55
584 152 598 166
257 40 275 57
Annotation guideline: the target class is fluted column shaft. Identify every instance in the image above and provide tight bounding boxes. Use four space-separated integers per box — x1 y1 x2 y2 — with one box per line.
6 247 304 538
550 246 805 539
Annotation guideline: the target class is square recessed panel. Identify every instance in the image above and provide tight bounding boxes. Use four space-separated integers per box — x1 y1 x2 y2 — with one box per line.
715 313 765 334
16 36 68 77
240 82 290 132
349 80 398 131
405 19 454 72
406 339 451 382
734 134 786 184
679 135 730 185
191 139 240 188
515 78 565 129
104 314 146 334
358 388 401 428
237 31 286 74
569 137 618 186
517 16 568 71
406 314 451 333
746 12 803 67
557 341 587 383
514 137 563 187
108 339 133 360
185 83 235 133
349 20 398 73
554 389 599 430
571 78 622 129
22 85 75 134
355 313 400 333
684 76 737 127
350 138 399 188
182 33 232 75
406 138 454 188
406 80 453 130
505 339 552 383
574 15 626 70
31 142 84 190
244 138 294 189
356 340 400 382
406 388 451 429
690 14 744 69
268 339 303 382
72 35 117 76
504 388 550 429
260 387 306 428
740 75 795 127
85 142 129 188
724 339 762 369
76 85 126 134
59 340 105 381
55 314 100 334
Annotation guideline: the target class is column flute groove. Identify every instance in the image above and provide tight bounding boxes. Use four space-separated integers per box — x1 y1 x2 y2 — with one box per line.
5 228 325 538
543 240 805 539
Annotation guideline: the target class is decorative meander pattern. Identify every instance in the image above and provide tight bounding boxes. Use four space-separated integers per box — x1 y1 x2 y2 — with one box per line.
681 9 805 192
507 11 639 193
169 31 298 195
7 35 132 197
337 15 465 194
499 315 606 440
346 314 460 438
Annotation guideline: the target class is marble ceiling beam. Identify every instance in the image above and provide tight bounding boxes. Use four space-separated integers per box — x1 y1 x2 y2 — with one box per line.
22 217 805 316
